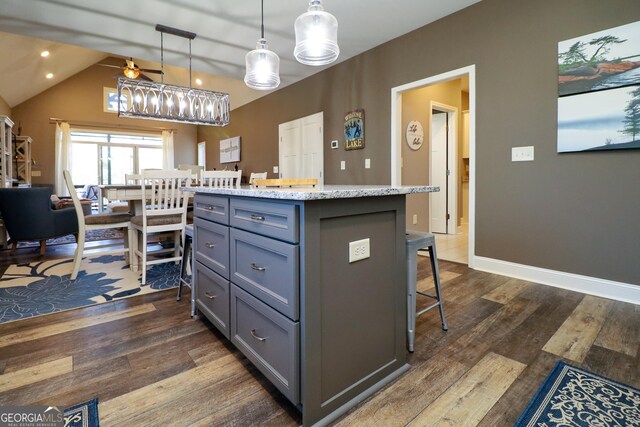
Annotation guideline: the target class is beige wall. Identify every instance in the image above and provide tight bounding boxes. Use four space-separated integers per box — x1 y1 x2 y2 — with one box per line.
402 79 463 233
199 0 640 285
0 95 11 117
11 62 197 185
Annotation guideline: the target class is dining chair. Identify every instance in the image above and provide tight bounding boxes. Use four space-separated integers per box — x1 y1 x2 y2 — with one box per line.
249 172 268 186
63 170 134 280
178 164 202 181
125 173 142 183
200 170 242 187
130 169 192 284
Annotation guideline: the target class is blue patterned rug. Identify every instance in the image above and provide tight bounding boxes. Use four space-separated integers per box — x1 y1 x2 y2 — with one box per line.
0 255 187 324
516 361 640 426
14 229 124 249
65 397 99 427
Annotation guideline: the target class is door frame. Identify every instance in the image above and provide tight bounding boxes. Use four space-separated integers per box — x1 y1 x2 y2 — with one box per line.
429 101 458 235
390 65 476 268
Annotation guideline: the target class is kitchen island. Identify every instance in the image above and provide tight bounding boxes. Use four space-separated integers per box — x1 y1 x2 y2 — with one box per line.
184 185 437 426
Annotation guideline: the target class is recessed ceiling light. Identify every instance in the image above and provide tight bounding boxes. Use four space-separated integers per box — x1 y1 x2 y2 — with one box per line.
195 78 202 85
41 50 50 57
46 73 54 79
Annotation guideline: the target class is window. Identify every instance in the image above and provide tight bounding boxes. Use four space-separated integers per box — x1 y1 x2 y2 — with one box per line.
70 130 163 186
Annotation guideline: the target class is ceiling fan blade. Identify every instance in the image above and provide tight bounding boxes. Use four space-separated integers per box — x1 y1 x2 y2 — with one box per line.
138 73 154 82
139 69 164 74
126 58 136 69
98 63 124 69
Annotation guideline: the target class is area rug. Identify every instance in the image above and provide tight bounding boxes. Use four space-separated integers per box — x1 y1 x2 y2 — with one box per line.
64 397 99 427
14 229 124 249
515 360 640 426
0 255 185 324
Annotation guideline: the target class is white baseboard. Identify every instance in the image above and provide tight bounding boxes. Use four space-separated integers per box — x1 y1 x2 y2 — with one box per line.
473 256 640 305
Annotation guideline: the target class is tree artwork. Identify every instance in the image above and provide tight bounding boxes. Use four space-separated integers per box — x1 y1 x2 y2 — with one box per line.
620 86 640 142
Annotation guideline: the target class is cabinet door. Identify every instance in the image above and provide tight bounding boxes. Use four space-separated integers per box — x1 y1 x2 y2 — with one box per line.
230 228 299 320
230 284 299 405
195 261 230 338
195 217 230 279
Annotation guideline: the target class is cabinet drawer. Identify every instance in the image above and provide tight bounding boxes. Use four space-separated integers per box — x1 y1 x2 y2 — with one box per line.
194 217 229 279
230 198 299 243
230 228 299 320
231 285 299 405
195 261 230 339
194 194 229 225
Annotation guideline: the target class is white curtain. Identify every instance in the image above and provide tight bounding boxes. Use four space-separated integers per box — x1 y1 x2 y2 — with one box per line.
54 122 72 196
162 130 175 169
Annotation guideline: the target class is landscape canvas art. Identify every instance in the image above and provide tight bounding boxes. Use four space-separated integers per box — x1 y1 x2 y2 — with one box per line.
557 85 640 152
558 20 640 97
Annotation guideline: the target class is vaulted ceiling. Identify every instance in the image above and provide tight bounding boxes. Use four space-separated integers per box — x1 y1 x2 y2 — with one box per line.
0 0 480 108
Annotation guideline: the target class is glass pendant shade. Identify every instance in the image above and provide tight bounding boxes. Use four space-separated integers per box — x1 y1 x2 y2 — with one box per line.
294 0 339 66
245 38 280 90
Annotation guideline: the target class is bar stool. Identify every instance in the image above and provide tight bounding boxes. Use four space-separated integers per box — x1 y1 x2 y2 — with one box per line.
177 224 196 317
406 230 448 352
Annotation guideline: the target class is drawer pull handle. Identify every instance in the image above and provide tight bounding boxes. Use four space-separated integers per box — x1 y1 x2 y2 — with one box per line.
250 214 265 221
205 205 216 211
251 263 266 271
204 292 217 299
205 242 216 248
251 329 267 342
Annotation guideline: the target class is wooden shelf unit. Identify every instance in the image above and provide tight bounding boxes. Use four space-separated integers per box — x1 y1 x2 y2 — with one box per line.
14 136 32 186
0 115 13 188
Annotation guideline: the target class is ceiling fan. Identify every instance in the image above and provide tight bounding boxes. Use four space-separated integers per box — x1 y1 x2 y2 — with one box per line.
99 58 163 81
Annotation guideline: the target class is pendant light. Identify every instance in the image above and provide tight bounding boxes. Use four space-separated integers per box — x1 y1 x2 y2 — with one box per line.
245 0 280 90
294 0 339 66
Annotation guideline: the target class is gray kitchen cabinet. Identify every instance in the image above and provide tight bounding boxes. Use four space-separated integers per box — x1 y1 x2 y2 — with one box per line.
190 186 435 426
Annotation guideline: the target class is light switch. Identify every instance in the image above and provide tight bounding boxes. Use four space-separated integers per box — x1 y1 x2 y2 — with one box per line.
340 161 346 170
365 158 371 169
512 146 534 162
273 166 279 173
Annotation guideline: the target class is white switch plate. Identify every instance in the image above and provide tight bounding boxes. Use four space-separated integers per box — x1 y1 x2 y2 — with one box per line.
340 160 346 170
349 238 370 263
412 214 418 225
512 146 534 162
365 158 371 169
273 166 279 173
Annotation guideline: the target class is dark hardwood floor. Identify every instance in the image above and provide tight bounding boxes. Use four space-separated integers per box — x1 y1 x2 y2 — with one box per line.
0 243 638 426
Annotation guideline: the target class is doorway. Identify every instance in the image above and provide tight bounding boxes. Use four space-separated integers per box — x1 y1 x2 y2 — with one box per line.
429 103 458 235
390 65 476 267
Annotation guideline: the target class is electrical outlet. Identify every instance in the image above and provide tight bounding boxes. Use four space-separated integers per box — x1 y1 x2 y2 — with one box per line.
412 214 418 225
349 238 370 263
340 160 346 170
273 166 279 173
365 158 371 169
512 146 534 162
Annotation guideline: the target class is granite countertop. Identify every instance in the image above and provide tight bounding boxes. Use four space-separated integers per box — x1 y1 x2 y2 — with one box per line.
183 184 439 201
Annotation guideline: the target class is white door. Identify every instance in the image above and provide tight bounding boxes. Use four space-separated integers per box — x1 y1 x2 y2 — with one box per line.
279 112 324 185
430 113 447 233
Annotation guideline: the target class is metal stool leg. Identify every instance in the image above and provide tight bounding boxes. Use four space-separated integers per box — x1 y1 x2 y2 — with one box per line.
428 245 448 331
177 234 192 302
407 250 418 353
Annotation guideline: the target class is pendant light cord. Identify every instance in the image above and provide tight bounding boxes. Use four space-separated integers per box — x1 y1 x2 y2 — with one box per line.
189 39 192 89
261 0 265 39
160 32 164 84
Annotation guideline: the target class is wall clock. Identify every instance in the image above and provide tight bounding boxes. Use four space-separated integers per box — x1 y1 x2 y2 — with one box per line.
406 120 424 150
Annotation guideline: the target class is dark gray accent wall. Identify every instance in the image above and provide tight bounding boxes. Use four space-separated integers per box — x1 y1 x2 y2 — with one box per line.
199 0 640 285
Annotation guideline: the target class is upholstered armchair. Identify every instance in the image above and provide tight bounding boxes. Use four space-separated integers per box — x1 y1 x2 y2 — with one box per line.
0 186 79 255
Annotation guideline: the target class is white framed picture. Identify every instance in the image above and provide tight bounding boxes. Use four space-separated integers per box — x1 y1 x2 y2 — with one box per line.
103 87 129 113
220 136 241 163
